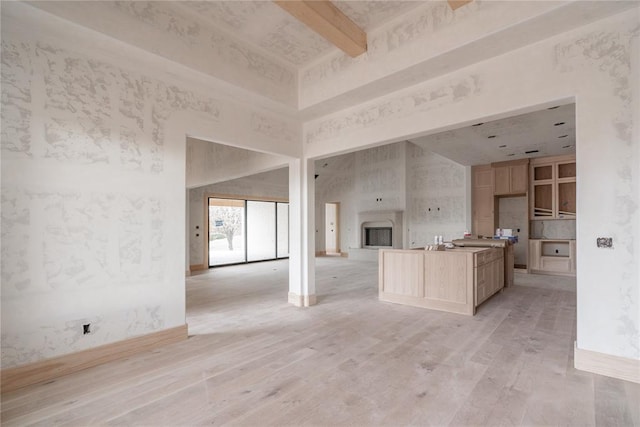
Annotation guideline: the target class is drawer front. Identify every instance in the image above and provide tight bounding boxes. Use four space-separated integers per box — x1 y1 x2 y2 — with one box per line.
540 256 571 272
475 252 487 266
474 248 502 266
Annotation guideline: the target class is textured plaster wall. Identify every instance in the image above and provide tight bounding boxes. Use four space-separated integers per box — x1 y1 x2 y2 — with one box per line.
298 1 570 110
314 142 470 252
29 1 297 107
304 10 640 360
406 144 468 247
1 3 297 368
188 168 289 267
186 137 289 189
314 143 409 253
354 142 407 214
314 153 356 253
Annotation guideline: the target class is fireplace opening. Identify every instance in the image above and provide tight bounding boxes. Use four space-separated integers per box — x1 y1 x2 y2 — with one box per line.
365 227 392 247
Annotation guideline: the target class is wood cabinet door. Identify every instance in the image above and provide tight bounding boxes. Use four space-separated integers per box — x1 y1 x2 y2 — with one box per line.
510 164 528 194
472 165 495 237
475 265 487 305
380 251 424 297
493 166 510 195
474 187 495 237
474 166 494 188
540 257 571 273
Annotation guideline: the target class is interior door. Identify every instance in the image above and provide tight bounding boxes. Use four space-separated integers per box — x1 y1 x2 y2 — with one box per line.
325 203 339 254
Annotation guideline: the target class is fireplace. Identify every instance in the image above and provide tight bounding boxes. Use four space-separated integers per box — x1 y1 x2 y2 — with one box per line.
364 227 393 248
358 210 403 250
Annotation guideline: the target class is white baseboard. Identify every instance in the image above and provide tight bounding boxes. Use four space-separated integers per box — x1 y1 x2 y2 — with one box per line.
574 342 640 384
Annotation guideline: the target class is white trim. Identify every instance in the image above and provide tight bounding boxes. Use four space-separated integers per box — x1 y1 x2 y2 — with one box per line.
574 342 640 384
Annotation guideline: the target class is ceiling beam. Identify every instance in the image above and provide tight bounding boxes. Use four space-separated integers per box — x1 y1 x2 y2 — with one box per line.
447 0 473 11
274 0 367 57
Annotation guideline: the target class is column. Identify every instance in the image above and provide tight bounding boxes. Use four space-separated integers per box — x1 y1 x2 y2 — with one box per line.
288 158 316 307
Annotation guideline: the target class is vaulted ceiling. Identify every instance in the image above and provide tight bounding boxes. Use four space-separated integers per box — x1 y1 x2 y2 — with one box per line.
174 1 423 65
28 1 635 113
24 1 633 165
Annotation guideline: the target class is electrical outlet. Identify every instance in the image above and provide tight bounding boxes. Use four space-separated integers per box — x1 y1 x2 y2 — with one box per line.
596 237 613 248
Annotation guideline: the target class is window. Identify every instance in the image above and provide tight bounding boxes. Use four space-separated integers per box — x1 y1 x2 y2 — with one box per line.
208 197 289 267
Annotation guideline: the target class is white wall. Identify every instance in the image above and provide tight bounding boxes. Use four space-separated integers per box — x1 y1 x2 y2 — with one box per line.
315 142 470 252
406 144 468 247
186 137 290 189
304 10 640 361
314 153 356 253
0 3 298 368
29 1 298 107
1 0 638 371
315 142 410 253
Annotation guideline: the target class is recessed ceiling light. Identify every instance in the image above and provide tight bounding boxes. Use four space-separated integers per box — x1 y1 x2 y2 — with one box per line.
472 122 484 127
558 135 568 138
548 106 559 110
554 122 566 126
487 135 496 139
498 144 507 148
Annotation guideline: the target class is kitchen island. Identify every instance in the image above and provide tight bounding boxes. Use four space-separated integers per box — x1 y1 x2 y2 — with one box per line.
379 246 504 315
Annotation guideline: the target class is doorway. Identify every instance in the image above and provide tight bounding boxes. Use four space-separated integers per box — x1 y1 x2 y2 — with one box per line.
324 202 340 255
208 197 289 267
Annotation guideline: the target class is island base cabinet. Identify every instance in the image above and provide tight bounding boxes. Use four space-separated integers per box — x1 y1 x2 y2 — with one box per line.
379 248 504 316
475 256 504 306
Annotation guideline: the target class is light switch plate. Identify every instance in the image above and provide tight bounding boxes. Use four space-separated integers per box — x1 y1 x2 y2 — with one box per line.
596 237 613 248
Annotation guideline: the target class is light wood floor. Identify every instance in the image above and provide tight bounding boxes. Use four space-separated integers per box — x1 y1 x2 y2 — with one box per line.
2 257 638 426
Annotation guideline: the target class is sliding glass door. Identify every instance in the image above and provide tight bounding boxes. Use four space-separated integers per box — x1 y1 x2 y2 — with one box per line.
208 197 289 267
208 198 246 266
247 201 276 262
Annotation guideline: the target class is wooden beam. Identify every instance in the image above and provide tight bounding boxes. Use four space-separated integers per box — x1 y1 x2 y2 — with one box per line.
274 0 366 57
448 0 473 10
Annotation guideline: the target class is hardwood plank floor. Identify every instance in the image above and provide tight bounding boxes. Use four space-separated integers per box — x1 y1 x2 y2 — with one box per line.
1 257 638 426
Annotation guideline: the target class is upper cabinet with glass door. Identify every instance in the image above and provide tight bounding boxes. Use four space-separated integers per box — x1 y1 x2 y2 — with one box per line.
530 155 576 219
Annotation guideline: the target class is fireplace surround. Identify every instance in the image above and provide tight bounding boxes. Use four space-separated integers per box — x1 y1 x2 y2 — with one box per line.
358 211 403 250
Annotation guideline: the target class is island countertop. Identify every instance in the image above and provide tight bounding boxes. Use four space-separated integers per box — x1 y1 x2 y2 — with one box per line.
379 246 504 315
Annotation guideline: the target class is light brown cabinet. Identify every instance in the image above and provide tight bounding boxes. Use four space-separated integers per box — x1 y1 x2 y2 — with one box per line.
529 239 576 276
530 155 576 219
472 165 495 237
379 247 504 315
493 160 528 196
475 250 504 305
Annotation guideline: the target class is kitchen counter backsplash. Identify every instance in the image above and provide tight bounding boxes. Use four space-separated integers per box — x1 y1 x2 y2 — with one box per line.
530 220 576 240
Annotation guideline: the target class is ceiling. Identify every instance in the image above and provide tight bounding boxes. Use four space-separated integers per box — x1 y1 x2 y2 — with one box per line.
175 1 425 66
22 1 618 166
27 0 637 118
27 0 425 67
409 103 576 166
